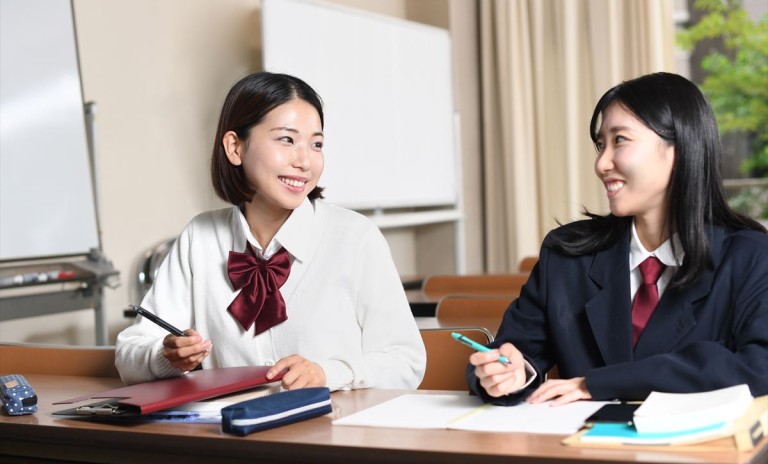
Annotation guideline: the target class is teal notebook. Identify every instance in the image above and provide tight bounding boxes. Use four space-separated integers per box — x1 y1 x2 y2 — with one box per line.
581 421 731 446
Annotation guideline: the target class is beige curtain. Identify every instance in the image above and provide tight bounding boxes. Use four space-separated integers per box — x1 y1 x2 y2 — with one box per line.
480 0 676 272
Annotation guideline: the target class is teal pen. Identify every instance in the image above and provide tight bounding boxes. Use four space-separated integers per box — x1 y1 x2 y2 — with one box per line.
451 332 510 366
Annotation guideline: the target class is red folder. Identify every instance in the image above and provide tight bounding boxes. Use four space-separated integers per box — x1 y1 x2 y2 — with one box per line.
54 366 283 415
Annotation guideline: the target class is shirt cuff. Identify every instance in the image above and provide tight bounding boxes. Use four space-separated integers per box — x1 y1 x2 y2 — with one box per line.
150 340 186 379
518 360 538 391
316 359 354 392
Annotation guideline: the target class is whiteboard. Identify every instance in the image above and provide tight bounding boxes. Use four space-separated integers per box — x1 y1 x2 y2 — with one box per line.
261 0 458 210
0 0 99 261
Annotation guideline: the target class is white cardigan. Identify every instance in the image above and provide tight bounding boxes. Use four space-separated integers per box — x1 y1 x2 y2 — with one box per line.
116 199 426 390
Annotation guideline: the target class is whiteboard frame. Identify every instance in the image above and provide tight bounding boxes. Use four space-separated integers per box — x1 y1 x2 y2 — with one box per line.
0 0 100 262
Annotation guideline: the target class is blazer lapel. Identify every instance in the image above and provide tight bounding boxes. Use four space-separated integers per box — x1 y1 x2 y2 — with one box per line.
633 284 699 356
585 233 634 365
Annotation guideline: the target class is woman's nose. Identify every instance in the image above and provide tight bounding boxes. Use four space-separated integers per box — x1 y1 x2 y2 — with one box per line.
293 146 310 170
595 148 613 176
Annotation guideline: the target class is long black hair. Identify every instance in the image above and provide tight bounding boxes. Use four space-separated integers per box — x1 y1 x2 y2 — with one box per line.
211 71 325 205
550 72 765 288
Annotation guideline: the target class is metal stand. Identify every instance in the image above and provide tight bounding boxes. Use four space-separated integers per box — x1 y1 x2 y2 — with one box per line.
0 250 119 345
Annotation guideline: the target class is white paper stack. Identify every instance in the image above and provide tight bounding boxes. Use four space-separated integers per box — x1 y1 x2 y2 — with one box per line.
632 384 754 434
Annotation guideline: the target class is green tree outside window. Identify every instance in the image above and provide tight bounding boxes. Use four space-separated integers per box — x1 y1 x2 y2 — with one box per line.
678 0 768 218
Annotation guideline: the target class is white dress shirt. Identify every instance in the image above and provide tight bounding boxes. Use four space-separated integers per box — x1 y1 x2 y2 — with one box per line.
629 220 684 303
116 199 426 390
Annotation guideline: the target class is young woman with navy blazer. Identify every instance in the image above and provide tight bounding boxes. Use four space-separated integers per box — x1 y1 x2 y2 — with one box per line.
467 72 768 406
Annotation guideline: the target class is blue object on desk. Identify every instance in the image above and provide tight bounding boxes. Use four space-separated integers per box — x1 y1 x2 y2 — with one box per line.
582 421 729 445
222 387 332 435
0 374 38 415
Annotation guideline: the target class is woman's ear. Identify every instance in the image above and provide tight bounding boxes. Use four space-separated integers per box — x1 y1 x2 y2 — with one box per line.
222 131 243 166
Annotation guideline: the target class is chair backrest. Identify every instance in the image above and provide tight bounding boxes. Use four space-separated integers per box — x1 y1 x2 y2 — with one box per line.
0 343 120 378
418 327 492 391
435 296 512 336
421 273 529 300
133 237 175 303
518 256 538 273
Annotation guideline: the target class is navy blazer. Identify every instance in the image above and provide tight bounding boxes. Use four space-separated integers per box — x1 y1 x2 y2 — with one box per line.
468 223 768 405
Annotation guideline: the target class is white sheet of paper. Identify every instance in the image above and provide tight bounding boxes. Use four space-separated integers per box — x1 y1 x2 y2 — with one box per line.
332 394 483 429
453 400 609 434
332 393 609 435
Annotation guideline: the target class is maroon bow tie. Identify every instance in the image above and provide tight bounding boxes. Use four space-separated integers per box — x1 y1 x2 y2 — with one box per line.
227 243 291 335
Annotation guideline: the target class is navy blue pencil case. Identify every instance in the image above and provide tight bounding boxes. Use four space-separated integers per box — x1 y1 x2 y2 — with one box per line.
221 387 332 435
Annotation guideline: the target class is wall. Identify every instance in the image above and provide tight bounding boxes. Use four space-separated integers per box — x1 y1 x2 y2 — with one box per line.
0 0 482 345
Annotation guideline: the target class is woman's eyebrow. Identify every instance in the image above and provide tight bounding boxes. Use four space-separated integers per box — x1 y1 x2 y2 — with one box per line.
597 125 632 138
269 127 324 137
269 126 298 133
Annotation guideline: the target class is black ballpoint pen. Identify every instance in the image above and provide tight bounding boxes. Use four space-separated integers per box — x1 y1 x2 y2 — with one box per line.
130 304 186 337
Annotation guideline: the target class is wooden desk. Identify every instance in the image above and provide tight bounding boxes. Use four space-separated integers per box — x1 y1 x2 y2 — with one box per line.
1 374 764 464
406 288 438 316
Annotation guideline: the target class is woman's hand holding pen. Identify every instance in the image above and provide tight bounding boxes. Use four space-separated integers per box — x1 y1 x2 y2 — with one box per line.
266 354 326 390
471 342 593 404
470 342 527 397
162 329 212 372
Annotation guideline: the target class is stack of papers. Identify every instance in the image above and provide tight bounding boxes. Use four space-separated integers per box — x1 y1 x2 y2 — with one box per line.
632 384 753 433
577 384 758 447
55 383 282 423
333 394 609 435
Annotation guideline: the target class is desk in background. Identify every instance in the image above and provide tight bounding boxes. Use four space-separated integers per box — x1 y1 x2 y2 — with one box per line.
406 274 525 318
406 288 438 317
416 316 502 339
1 374 764 464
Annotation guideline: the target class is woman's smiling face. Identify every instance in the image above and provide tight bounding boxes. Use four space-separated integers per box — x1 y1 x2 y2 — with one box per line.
594 102 675 226
228 98 324 214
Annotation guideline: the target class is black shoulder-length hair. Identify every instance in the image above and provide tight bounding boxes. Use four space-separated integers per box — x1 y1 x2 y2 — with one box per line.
550 72 765 289
211 71 325 204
